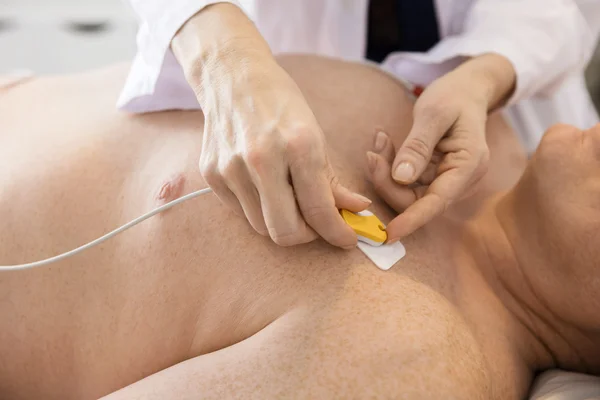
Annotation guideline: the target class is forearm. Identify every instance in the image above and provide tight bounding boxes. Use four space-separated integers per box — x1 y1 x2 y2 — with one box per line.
171 3 273 91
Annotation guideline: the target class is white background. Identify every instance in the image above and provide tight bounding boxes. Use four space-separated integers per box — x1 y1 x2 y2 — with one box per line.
0 0 137 74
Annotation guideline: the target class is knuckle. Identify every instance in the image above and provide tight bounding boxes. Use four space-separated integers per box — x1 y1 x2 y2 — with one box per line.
219 155 245 180
479 144 490 164
199 160 219 183
286 132 312 155
465 142 489 168
457 147 475 162
285 127 322 161
246 132 285 172
403 136 431 162
476 163 489 181
244 148 268 170
475 147 490 179
432 192 450 214
328 174 340 190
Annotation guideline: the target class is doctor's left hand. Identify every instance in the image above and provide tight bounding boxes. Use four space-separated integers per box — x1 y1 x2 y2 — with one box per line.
373 54 516 241
172 3 372 249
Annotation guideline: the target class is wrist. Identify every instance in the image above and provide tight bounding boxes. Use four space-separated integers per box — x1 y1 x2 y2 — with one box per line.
459 54 517 111
171 3 272 85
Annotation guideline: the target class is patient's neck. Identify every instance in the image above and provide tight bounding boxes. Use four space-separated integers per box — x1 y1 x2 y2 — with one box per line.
494 191 600 374
475 193 600 374
461 195 554 371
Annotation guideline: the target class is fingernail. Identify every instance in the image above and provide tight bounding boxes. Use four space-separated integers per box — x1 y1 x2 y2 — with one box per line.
374 131 387 153
393 162 415 183
342 244 356 250
386 237 399 244
352 192 372 204
366 151 378 174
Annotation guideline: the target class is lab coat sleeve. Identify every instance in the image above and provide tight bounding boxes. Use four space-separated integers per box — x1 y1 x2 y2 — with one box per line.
390 0 596 106
117 0 249 112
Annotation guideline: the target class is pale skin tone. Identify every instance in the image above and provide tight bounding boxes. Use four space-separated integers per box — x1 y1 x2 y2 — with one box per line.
171 3 517 247
0 55 597 399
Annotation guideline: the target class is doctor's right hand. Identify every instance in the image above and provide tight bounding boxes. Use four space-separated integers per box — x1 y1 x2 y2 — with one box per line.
171 3 371 248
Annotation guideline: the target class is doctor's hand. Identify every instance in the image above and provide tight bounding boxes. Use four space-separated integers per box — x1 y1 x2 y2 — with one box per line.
375 54 516 241
171 4 370 248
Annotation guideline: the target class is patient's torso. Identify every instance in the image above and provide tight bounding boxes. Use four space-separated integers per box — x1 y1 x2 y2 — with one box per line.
0 56 527 399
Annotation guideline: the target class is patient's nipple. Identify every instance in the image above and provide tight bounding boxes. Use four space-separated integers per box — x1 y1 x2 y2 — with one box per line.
156 173 186 205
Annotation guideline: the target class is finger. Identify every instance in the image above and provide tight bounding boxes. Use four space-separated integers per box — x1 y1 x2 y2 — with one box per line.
418 160 439 186
200 161 245 217
436 138 489 200
244 145 319 246
262 187 319 247
367 151 419 212
437 133 489 170
373 131 395 163
392 101 456 184
384 190 446 242
291 161 357 249
386 119 488 240
420 150 443 185
436 114 489 191
225 165 269 236
385 165 472 241
331 182 372 213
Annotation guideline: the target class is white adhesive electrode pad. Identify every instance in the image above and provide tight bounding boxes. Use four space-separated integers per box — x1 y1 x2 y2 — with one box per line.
357 240 406 271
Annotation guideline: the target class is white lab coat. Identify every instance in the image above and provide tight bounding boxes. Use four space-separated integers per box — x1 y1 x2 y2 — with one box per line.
119 0 600 152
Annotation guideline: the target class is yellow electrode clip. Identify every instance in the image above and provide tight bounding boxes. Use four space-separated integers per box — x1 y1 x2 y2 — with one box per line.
340 209 388 247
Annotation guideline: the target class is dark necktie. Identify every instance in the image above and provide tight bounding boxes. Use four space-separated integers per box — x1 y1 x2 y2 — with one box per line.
366 0 441 63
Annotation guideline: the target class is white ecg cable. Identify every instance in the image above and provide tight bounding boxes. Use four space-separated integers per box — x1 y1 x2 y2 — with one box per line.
0 187 214 272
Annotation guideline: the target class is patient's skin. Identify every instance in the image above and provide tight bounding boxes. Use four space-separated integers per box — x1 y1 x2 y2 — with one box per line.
0 55 595 400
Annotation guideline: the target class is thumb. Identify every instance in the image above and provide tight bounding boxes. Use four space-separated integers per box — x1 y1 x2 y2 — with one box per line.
392 106 453 184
